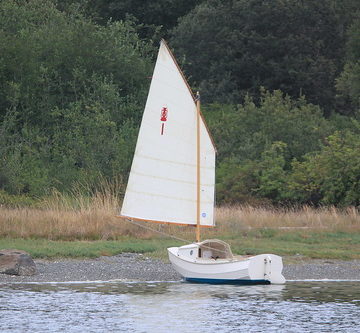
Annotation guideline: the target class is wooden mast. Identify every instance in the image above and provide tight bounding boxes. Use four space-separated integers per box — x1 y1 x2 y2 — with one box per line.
196 91 201 243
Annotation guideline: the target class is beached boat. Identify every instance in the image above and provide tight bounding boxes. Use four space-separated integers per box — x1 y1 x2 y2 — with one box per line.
120 40 285 284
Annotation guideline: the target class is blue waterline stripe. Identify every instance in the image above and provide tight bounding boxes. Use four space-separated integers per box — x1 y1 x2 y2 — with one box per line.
184 278 271 285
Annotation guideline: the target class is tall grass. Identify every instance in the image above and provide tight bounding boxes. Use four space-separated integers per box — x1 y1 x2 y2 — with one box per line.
214 205 360 234
0 185 359 241
0 180 148 240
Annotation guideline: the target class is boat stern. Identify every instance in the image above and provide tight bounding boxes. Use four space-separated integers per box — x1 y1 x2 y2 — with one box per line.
248 254 286 284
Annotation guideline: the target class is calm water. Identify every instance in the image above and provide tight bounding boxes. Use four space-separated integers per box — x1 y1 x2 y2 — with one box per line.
1 280 359 332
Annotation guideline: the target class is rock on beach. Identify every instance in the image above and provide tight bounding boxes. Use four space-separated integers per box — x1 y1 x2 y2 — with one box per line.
0 249 37 276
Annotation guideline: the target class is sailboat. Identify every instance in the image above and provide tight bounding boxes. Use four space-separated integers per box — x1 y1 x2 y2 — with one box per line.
120 40 285 285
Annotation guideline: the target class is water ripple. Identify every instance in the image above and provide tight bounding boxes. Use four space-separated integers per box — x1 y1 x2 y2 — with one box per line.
0 281 359 332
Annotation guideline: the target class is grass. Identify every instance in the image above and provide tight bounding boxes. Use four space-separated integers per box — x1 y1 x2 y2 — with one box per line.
0 238 182 259
0 188 359 260
0 231 359 260
215 205 360 231
227 230 360 260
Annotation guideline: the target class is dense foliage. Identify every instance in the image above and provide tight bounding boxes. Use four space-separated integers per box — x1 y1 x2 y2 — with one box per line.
82 0 205 39
336 16 360 112
204 92 359 206
0 0 152 195
0 0 359 206
170 0 355 114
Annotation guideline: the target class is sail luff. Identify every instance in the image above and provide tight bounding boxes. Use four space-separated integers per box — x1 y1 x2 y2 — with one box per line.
160 39 196 102
161 40 217 153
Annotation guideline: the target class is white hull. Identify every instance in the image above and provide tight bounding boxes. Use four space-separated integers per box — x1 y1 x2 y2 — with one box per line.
168 242 285 284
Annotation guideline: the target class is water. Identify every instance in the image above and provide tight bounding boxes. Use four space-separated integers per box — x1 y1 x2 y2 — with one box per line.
1 281 359 332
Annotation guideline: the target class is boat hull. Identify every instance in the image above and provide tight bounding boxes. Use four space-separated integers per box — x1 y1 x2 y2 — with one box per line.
168 247 285 284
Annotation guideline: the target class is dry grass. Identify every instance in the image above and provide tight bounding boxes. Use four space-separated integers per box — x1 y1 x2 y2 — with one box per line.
1 188 359 241
0 182 152 240
214 205 360 234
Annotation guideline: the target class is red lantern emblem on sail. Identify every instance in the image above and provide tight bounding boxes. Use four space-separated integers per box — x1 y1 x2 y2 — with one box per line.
160 107 168 135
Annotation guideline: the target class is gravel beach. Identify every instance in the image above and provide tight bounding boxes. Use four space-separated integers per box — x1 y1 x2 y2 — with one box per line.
0 254 359 283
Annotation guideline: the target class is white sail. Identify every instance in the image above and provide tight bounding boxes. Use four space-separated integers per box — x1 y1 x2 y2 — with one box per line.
120 40 216 227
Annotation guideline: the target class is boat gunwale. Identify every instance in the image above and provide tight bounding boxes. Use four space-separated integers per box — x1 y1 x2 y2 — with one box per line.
168 248 252 266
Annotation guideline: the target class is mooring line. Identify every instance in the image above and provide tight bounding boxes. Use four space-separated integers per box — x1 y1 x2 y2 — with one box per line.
124 218 193 244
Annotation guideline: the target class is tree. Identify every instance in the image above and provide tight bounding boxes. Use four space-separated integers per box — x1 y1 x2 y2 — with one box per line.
204 90 333 164
288 125 360 206
206 90 335 204
77 0 205 39
256 142 288 202
171 0 347 114
0 0 152 195
336 15 360 113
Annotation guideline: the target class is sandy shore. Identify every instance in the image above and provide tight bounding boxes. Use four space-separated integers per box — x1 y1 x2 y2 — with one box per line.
0 254 359 283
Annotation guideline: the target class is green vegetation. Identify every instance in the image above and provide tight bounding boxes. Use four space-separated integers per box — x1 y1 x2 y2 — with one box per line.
0 238 182 259
228 230 360 260
170 0 357 112
0 190 40 207
1 231 359 260
0 0 152 196
205 93 360 205
0 0 360 207
336 16 360 111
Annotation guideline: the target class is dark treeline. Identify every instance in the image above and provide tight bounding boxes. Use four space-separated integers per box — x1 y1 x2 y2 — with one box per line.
0 0 359 206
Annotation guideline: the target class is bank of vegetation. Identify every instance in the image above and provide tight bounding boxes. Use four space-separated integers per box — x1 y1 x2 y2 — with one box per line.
1 188 359 259
1 0 360 245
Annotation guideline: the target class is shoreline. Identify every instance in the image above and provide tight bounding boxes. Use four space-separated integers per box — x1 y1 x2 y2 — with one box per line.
0 254 359 283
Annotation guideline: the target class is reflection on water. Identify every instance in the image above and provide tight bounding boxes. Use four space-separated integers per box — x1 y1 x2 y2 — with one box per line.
1 281 359 332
